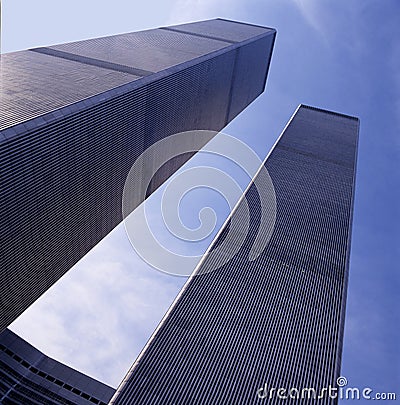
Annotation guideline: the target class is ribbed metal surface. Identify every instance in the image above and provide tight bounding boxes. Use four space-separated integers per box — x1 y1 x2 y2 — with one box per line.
0 20 275 333
170 18 274 42
31 47 154 77
46 28 230 74
228 33 276 121
111 105 359 404
0 329 114 405
0 51 137 131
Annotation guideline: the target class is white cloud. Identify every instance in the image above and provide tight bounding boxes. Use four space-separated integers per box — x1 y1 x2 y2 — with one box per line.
10 222 187 387
291 0 329 41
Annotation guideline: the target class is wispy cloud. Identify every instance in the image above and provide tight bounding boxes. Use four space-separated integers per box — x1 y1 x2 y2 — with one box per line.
291 0 328 40
10 221 186 387
291 0 367 53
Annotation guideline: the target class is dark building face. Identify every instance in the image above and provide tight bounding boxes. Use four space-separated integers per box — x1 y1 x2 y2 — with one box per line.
0 19 276 332
0 329 115 405
111 105 359 404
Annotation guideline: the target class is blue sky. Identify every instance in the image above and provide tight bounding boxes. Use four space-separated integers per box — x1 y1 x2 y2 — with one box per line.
2 0 399 401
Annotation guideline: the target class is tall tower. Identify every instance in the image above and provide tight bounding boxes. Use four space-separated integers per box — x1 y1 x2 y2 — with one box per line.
111 105 359 404
0 19 276 331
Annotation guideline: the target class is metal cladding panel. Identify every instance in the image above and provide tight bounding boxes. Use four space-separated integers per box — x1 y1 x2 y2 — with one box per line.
172 18 274 42
0 51 138 131
0 85 146 330
46 28 230 73
228 31 276 121
111 106 359 404
0 329 114 405
277 106 358 167
0 19 275 332
144 49 236 195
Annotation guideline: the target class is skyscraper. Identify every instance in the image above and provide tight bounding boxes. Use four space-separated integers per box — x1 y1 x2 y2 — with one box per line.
110 105 359 404
0 19 276 332
0 329 115 405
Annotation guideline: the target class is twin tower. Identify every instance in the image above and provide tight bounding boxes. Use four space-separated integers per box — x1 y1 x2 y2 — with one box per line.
0 19 358 404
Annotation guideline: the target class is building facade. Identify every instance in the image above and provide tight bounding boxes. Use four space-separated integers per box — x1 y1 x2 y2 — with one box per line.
0 329 115 405
110 105 359 404
0 19 276 332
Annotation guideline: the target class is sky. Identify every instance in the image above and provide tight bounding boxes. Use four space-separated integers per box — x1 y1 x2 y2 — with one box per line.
2 0 399 402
